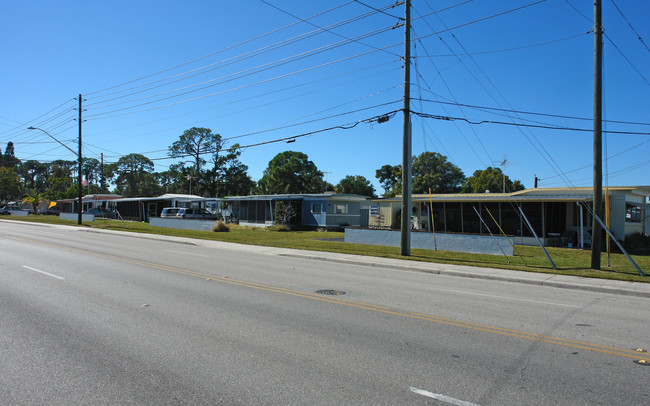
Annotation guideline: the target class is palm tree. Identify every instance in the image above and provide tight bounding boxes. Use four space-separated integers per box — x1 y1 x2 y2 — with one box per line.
22 192 47 213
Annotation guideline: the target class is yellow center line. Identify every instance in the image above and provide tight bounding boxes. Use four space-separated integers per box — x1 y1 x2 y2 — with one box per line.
13 236 648 362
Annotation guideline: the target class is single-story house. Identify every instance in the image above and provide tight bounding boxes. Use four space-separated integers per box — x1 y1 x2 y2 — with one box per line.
367 186 649 246
222 193 370 228
110 194 216 221
55 194 122 214
56 194 217 222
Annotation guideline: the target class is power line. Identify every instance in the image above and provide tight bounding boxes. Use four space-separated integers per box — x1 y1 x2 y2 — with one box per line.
412 110 650 135
416 31 592 57
85 2 359 97
610 0 650 53
412 97 650 126
84 0 551 122
86 61 400 140
86 23 397 113
539 138 650 180
563 0 591 22
86 4 396 106
423 0 580 191
413 0 548 43
563 0 649 86
95 101 401 162
603 32 650 86
543 158 650 186
412 19 494 164
223 100 401 141
143 109 400 162
85 42 401 120
262 0 401 57
352 0 404 20
0 99 76 138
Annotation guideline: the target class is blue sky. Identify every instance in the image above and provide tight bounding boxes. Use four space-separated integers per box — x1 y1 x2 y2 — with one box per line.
1 0 648 195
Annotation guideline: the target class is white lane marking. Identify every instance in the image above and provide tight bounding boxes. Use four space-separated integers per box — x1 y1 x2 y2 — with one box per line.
22 266 65 280
409 387 481 406
165 250 209 258
430 287 582 308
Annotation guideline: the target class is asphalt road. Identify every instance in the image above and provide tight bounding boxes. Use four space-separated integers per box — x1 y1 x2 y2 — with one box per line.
1 221 649 405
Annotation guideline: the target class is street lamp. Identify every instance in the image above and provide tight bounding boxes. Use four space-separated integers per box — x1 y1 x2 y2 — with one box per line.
27 126 83 225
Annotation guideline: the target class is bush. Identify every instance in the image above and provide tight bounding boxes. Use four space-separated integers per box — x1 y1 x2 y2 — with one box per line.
211 221 230 232
622 232 650 255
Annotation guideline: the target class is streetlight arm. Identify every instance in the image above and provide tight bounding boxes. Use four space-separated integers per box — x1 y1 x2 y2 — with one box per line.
27 126 78 157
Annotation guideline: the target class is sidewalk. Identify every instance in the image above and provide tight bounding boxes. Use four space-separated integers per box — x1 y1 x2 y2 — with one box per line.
78 226 650 299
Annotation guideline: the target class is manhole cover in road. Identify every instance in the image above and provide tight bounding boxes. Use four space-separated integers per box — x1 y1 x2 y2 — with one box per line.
315 289 346 296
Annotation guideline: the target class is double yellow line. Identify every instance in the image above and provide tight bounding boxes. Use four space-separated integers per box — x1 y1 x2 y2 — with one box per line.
14 236 648 364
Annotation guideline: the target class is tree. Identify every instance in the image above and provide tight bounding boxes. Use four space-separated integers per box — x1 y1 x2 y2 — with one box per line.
3 142 20 168
256 151 323 194
219 161 256 197
273 201 296 227
461 166 525 193
335 175 375 197
206 143 249 197
22 192 47 213
82 158 101 189
412 152 465 194
169 127 228 196
17 160 49 194
0 166 22 202
375 152 465 197
375 164 402 197
47 161 74 198
113 154 154 197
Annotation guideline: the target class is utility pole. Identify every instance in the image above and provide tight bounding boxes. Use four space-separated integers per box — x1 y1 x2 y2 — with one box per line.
77 94 83 225
592 0 603 269
100 153 105 193
400 0 412 256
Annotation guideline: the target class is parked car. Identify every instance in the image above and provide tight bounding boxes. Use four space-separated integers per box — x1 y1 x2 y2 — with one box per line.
38 206 62 215
177 207 218 220
160 207 181 218
0 205 30 215
83 207 114 218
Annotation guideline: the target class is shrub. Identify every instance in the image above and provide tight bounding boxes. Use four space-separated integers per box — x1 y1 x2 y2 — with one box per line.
211 221 230 232
622 232 650 255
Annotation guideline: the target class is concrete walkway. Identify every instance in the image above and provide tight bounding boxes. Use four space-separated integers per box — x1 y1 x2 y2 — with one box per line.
74 226 650 299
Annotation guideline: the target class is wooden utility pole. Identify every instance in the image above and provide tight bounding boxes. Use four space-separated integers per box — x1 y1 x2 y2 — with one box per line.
400 0 412 256
100 153 105 193
592 0 603 269
77 94 83 225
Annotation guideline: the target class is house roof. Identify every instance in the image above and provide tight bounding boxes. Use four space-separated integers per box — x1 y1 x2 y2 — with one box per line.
83 194 122 200
224 193 370 201
376 186 650 203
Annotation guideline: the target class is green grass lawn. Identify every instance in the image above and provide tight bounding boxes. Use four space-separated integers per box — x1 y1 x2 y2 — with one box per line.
3 216 648 282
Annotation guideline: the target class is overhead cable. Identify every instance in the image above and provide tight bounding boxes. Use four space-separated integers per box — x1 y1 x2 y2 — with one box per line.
413 97 650 126
86 3 398 105
412 111 650 135
261 0 401 57
85 2 358 97
85 25 399 116
610 0 650 53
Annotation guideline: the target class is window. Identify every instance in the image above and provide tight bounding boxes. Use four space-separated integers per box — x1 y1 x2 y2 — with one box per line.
626 203 642 223
311 203 321 214
335 203 348 214
370 204 379 216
